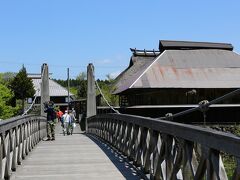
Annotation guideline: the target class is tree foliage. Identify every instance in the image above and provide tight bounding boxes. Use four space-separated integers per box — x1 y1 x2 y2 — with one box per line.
53 72 118 106
96 78 119 106
76 72 87 81
78 80 87 98
0 72 15 86
9 66 35 112
53 72 87 99
53 78 84 89
0 80 19 119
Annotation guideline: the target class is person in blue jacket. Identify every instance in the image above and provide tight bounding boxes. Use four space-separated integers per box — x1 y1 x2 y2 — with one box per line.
44 101 56 141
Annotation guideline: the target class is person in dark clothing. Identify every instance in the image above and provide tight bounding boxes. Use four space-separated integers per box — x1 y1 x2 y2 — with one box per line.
44 101 56 141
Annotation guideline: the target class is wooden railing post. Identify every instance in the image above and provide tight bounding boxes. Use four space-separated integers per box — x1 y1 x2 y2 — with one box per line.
87 113 240 179
0 115 46 179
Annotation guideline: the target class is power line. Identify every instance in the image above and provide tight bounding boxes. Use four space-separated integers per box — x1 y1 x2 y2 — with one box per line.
0 61 126 68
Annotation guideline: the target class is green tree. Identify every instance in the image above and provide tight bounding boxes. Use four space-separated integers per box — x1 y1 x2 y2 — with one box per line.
0 83 19 119
76 72 87 81
96 75 119 106
9 66 35 113
78 80 87 98
75 72 87 98
0 72 16 84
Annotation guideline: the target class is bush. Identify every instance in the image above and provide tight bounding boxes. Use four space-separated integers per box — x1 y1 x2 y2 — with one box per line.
0 84 20 119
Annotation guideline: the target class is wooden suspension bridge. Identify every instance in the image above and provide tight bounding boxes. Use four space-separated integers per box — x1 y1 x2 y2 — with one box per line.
1 63 240 180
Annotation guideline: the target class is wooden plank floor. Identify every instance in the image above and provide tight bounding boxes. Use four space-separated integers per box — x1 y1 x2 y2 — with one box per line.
11 123 145 180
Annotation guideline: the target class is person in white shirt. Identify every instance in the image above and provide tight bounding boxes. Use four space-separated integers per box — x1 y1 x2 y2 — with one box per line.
71 108 76 118
62 110 71 135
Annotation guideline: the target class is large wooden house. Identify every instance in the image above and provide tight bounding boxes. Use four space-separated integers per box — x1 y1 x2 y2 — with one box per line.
28 74 74 111
112 40 240 123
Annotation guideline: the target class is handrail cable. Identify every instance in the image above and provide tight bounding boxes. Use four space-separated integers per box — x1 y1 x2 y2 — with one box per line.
95 80 120 114
22 88 40 116
159 88 240 120
22 64 47 116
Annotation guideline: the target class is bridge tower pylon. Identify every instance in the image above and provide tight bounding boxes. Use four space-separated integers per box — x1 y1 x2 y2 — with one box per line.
41 63 50 116
86 63 96 131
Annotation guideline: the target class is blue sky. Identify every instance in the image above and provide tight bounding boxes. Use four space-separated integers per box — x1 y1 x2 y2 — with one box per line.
0 0 239 80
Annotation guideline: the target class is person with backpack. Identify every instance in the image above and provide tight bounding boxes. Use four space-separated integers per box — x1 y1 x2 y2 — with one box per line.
44 101 57 141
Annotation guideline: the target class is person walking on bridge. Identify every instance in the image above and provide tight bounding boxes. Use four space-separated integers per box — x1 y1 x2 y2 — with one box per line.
56 109 63 123
44 101 56 141
69 110 76 135
62 110 71 135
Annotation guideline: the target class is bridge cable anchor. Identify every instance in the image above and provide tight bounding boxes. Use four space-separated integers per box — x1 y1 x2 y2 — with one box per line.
165 113 173 121
198 100 209 127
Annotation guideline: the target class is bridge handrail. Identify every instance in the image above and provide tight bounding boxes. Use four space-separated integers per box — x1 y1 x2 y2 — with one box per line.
161 88 240 120
0 115 44 133
88 113 240 179
0 115 46 179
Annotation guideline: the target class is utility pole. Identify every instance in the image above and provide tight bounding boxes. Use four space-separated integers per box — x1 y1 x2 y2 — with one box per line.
67 68 70 109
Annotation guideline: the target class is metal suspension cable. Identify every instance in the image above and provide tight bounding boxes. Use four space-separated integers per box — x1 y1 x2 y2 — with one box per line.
22 64 45 116
22 89 40 116
95 80 120 114
159 88 240 120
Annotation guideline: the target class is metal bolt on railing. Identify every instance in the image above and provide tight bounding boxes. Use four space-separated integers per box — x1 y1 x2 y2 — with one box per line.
158 88 240 123
198 100 209 127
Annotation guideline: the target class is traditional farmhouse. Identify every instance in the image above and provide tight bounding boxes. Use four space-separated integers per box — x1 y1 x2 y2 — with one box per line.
113 40 240 122
28 74 74 111
113 40 240 106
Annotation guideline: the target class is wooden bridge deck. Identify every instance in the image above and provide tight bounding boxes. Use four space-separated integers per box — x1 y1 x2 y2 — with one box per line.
11 123 143 180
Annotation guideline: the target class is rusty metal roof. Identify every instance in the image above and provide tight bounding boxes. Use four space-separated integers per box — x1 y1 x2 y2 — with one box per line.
113 54 155 94
113 49 240 94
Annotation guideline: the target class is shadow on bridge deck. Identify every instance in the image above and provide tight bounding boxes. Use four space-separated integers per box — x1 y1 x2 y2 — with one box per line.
86 134 148 180
10 123 146 180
